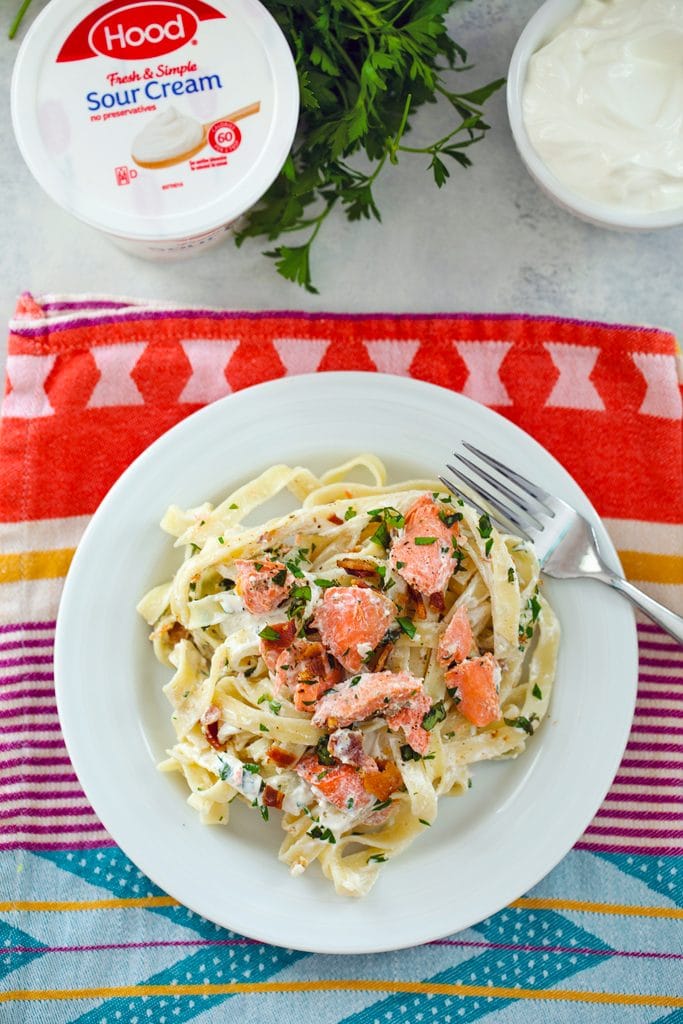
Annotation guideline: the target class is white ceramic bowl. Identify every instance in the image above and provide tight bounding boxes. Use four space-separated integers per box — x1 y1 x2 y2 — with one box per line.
506 0 683 231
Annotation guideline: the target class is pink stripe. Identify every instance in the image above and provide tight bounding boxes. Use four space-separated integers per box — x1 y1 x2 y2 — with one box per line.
0 639 53 653
0 721 62 735
635 707 683 719
639 672 683 685
626 740 683 753
0 621 55 635
0 805 96 820
640 640 683 653
0 822 104 835
631 724 683 736
0 688 56 701
5 771 79 784
576 840 683 856
620 758 683 770
0 739 65 752
6 936 681 961
0 756 72 769
595 808 683 822
0 704 57 720
0 839 116 850
0 789 86 802
584 825 683 838
638 623 670 635
604 791 683 804
640 657 683 669
613 773 682 786
0 655 53 669
638 688 683 701
0 672 54 685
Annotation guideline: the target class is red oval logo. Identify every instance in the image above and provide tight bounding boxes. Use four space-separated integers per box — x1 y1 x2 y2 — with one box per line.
89 2 198 60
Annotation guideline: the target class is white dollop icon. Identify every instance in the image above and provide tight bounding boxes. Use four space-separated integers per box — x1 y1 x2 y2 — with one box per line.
131 106 204 166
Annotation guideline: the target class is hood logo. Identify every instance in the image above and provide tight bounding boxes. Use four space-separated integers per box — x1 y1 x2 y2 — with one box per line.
57 0 225 62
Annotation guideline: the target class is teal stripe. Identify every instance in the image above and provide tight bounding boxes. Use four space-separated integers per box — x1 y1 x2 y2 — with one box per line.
593 853 683 908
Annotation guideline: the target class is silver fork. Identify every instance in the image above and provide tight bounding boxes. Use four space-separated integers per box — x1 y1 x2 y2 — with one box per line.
441 442 683 645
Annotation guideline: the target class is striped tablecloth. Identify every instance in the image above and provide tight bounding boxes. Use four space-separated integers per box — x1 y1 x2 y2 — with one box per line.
1 294 682 1020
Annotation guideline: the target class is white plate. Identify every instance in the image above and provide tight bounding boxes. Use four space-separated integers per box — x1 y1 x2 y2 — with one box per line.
55 372 638 954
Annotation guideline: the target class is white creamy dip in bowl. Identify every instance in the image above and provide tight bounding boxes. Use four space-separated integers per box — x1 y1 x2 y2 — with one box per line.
12 0 299 258
507 0 683 230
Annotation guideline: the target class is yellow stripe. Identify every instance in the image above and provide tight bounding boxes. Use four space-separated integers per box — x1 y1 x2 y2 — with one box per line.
618 550 683 586
1 982 681 1007
512 897 683 919
0 548 75 584
4 895 682 919
0 896 177 912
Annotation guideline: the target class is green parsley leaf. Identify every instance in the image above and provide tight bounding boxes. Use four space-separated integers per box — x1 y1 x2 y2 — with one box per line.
478 514 493 539
422 700 447 731
414 536 436 545
344 507 357 521
315 735 335 765
396 617 417 639
308 825 336 844
532 684 543 700
504 714 539 736
272 568 288 586
258 626 281 641
367 853 388 863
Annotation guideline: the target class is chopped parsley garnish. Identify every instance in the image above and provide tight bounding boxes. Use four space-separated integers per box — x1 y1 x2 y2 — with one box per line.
419 818 432 827
368 506 405 529
367 853 387 863
217 758 231 781
258 626 281 641
285 560 305 579
344 507 357 521
242 762 260 773
268 700 281 715
532 684 543 700
315 735 334 765
217 536 224 544
478 514 493 539
370 522 391 548
190 543 201 554
308 825 336 844
414 536 436 545
396 560 405 570
438 510 463 527
373 798 393 812
229 503 239 509
349 675 361 686
260 805 269 821
529 593 542 622
504 714 539 735
508 567 515 583
259 724 269 732
396 617 417 640
484 537 494 557
272 568 288 586
347 797 354 809
400 744 422 761
291 584 312 602
422 700 446 731
314 577 335 588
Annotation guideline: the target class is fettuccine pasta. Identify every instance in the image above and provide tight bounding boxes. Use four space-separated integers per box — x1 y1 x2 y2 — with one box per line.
138 455 560 897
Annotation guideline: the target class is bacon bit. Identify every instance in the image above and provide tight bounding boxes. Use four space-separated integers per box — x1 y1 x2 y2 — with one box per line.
260 620 297 676
328 513 344 525
267 745 299 768
361 760 403 802
336 557 381 579
274 639 344 711
201 704 223 751
262 784 284 809
166 621 190 645
234 559 291 614
429 592 445 613
369 639 394 673
406 585 428 620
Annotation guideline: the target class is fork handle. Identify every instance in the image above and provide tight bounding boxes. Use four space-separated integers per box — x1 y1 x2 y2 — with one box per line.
606 575 683 645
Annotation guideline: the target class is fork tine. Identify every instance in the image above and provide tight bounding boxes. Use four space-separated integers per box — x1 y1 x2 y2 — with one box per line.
453 452 545 526
462 442 553 507
442 469 531 538
438 476 509 533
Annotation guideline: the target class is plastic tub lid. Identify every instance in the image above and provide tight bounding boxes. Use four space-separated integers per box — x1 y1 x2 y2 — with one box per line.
11 0 299 240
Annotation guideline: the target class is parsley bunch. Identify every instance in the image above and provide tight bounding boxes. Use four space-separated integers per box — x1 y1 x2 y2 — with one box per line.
236 0 504 291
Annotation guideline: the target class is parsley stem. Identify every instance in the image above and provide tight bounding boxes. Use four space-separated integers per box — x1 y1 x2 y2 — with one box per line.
8 0 32 39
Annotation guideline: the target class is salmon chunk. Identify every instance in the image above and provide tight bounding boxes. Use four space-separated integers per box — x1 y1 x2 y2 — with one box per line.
259 620 297 675
438 605 475 666
296 753 376 814
234 559 291 614
445 652 501 727
312 586 396 672
273 639 343 712
312 669 431 752
390 495 459 596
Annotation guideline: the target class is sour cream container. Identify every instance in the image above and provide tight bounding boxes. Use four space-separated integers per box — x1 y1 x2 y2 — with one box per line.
11 0 300 257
